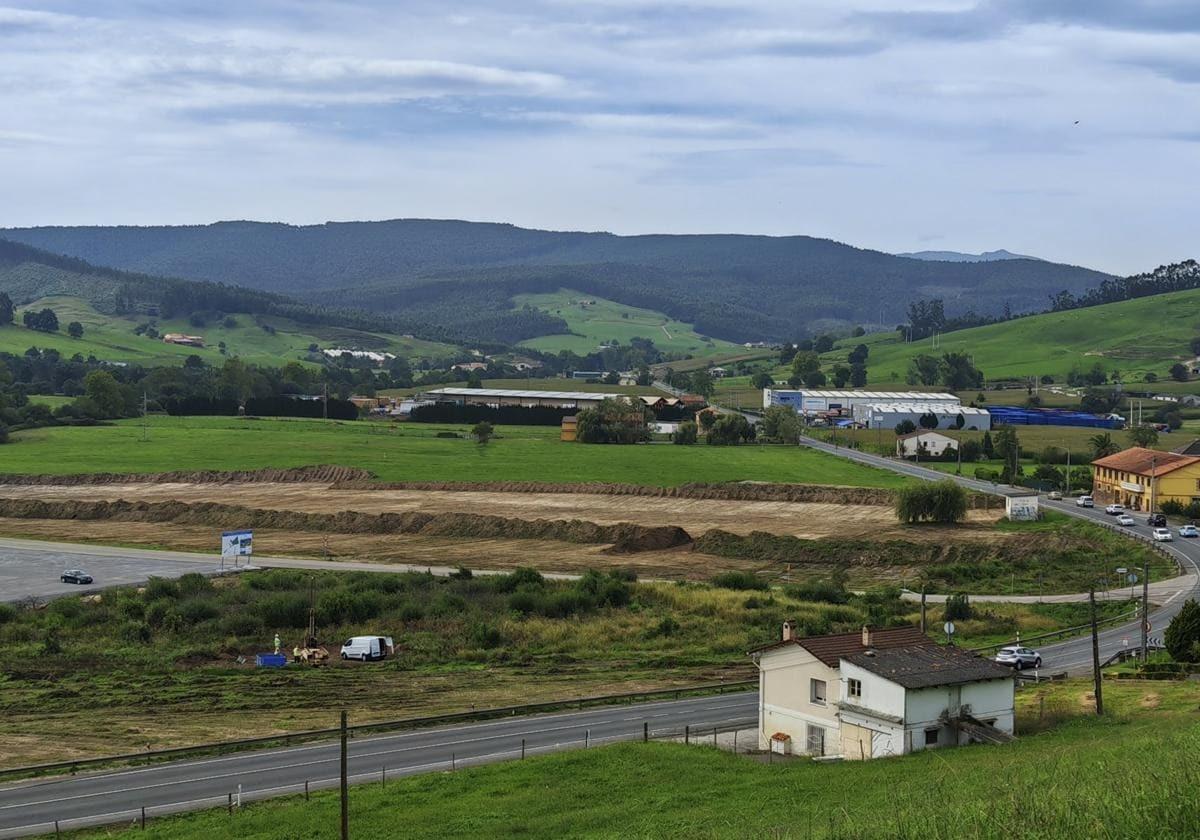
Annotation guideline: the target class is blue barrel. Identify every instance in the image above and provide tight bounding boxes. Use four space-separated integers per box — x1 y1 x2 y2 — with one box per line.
255 653 288 668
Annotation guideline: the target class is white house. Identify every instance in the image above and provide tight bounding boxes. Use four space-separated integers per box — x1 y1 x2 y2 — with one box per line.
750 625 1015 760
895 431 958 459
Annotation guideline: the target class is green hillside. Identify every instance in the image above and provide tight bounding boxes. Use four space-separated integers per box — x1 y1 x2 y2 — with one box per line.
514 289 740 357
828 287 1200 386
4 296 454 367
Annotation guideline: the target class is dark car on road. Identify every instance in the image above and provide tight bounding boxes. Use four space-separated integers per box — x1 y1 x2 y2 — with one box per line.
60 569 94 585
1147 513 1167 528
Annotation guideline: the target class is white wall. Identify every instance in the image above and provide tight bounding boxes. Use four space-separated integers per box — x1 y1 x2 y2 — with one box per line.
757 645 841 754
904 679 1015 749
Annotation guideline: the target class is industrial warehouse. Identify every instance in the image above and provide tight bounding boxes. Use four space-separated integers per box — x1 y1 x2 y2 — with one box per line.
762 389 990 430
763 389 960 414
419 387 640 410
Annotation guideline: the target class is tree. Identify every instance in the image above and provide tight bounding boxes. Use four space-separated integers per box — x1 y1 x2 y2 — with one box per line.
1144 372 1158 383
993 425 1022 483
791 351 821 378
944 593 973 621
672 421 697 445
0 292 12 325
707 413 755 445
1190 336 1200 356
698 410 718 431
939 352 984 390
894 419 916 435
953 412 965 430
907 354 940 386
471 421 494 445
847 343 869 365
1164 598 1200 663
67 321 84 339
22 308 59 332
1128 424 1159 448
852 326 865 337
1089 432 1119 459
981 430 994 459
689 369 714 398
1080 389 1118 415
918 412 939 430
602 371 620 385
82 370 126 419
813 335 835 353
760 404 801 442
750 371 774 390
895 480 967 524
1169 363 1189 382
849 363 867 388
574 398 651 444
466 370 483 388
830 365 850 388
802 369 827 388
959 439 983 462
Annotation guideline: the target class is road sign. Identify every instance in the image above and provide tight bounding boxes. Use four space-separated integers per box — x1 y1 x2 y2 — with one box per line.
1127 573 1138 584
943 621 955 636
1144 620 1152 633
221 530 253 558
1116 567 1128 574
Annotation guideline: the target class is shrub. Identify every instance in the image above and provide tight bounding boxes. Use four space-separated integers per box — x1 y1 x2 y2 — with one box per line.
468 622 503 649
710 571 769 591
259 593 310 628
507 590 540 615
144 577 180 600
0 603 16 624
496 567 545 593
144 600 172 628
397 602 425 622
652 616 681 637
785 580 849 605
450 567 473 580
672 421 698 445
177 573 214 597
178 599 220 624
895 480 968 524
894 419 917 435
119 621 152 644
39 626 63 656
221 612 265 637
944 593 973 621
1165 598 1200 663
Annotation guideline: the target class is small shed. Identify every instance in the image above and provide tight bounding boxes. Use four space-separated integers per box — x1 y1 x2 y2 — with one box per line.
561 415 578 442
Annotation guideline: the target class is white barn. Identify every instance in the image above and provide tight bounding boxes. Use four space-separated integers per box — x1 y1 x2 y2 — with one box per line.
763 389 960 415
854 402 991 431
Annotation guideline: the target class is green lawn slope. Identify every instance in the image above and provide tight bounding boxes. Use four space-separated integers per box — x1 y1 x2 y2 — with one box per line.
514 289 740 358
829 288 1200 386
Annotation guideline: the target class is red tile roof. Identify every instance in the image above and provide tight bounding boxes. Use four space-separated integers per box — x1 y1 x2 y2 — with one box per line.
1091 447 1200 477
750 625 933 666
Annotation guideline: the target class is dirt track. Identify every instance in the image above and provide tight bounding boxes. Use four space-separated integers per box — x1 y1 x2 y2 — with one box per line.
0 483 1001 540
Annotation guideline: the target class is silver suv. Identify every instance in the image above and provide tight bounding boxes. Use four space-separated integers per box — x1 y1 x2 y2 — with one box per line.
994 646 1042 670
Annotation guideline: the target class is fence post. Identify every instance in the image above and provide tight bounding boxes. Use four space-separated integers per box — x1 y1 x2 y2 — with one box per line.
55 821 60 838
713 727 717 746
643 722 648 742
305 780 310 801
521 738 525 759
452 752 456 771
228 793 233 815
141 806 146 830
382 765 387 787
585 729 589 748
685 725 690 744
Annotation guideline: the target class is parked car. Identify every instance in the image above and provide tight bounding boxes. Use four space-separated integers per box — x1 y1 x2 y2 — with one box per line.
1076 495 1094 508
60 569 93 585
1147 513 1167 528
1116 514 1135 526
1153 527 1173 542
1047 490 1063 500
1179 524 1199 538
340 636 394 662
995 646 1042 670
1105 504 1125 515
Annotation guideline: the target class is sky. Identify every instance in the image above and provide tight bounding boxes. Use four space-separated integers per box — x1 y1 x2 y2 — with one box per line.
1 1 1198 274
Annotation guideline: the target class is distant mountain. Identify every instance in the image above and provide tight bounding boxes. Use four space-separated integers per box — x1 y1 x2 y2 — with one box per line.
896 249 1043 263
2 221 1110 344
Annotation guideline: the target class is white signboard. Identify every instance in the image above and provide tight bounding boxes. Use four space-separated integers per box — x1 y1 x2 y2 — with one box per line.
1006 495 1040 522
221 530 253 558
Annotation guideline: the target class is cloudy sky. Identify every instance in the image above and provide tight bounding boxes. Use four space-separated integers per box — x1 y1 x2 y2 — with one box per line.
2 1 1197 273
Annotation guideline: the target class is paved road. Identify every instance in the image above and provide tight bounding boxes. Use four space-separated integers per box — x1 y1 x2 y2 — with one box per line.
0 692 757 837
800 434 1200 674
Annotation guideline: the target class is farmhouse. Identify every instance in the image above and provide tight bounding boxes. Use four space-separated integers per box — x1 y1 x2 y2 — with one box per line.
162 333 205 348
895 431 957 458
1091 447 1200 511
764 389 959 416
420 387 637 411
856 402 991 431
751 625 1015 760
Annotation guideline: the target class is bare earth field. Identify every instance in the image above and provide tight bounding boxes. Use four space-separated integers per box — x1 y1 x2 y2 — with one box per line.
0 482 1002 541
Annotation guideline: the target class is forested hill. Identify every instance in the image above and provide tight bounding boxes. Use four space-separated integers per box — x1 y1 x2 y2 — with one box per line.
1 220 1111 343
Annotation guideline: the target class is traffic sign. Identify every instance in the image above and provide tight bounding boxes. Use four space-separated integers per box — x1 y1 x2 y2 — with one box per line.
1116 567 1128 574
943 621 955 636
1127 573 1138 584
1144 620 1152 633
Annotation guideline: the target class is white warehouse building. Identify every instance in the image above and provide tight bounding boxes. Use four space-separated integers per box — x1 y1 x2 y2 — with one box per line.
853 402 991 431
763 389 959 415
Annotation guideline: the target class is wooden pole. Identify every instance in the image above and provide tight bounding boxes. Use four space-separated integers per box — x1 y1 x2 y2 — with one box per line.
1090 589 1104 716
340 710 349 840
1141 559 1150 664
920 587 927 634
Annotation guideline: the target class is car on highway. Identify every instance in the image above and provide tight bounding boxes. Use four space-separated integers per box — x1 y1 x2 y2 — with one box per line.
1076 495 1094 508
1179 524 1199 538
1147 513 1167 528
1105 503 1125 515
1047 490 1063 500
1153 527 1173 542
1116 514 1135 526
995 646 1042 670
60 569 94 585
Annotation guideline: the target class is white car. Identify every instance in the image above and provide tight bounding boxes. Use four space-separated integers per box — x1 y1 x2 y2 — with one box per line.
1179 525 1199 538
995 646 1043 670
1116 514 1135 526
1105 504 1125 515
1047 491 1063 500
1076 496 1094 508
1153 527 1173 541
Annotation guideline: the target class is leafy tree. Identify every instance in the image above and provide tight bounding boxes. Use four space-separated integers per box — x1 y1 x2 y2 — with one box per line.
993 425 1022 483
813 335 835 353
894 419 916 435
802 369 827 388
1032 463 1064 485
953 412 965 430
1089 432 1119 459
959 439 983 462
906 299 946 340
0 422 8 444
750 371 774 389
67 321 84 339
82 370 127 419
1144 372 1158 383
471 421 494 445
895 480 967 524
1164 598 1200 663
1039 374 1054 384
980 429 994 459
1190 336 1200 356
830 365 851 388
672 421 697 445
602 371 620 385
1080 388 1119 415
22 308 59 332
944 593 973 621
847 343 870 365
466 370 483 388
574 398 651 444
907 354 940 386
791 351 820 378
849 363 868 388
1128 424 1159 448
918 412 939 430
689 369 714 397
0 292 12 325
1169 362 1189 382
760 404 801 442
939 352 984 390
707 413 755 446
852 326 865 337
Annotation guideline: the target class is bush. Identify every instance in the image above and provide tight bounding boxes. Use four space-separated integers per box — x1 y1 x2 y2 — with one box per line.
178 599 220 624
468 622 503 649
1165 598 1200 663
39 626 63 656
944 593 973 621
651 616 680 637
119 621 153 644
496 567 545 593
259 593 310 628
0 603 16 624
672 421 698 445
895 480 968 524
710 571 769 591
220 612 265 637
177 573 213 597
144 577 180 600
785 580 849 605
894 419 917 435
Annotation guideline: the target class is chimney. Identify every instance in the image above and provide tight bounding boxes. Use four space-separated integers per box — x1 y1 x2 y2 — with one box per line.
862 626 873 647
782 621 796 642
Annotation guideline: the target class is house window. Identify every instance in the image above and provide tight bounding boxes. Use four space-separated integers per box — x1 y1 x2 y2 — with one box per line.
924 727 939 747
807 724 826 756
847 678 862 700
810 678 827 706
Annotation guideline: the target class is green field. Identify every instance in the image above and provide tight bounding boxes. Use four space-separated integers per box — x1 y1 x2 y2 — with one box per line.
513 289 740 358
2 416 909 487
825 288 1200 387
5 296 455 367
76 680 1200 839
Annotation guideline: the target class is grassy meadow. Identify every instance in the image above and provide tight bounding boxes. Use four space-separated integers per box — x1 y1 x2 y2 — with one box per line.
6 296 454 367
512 289 739 358
2 416 910 487
75 679 1200 839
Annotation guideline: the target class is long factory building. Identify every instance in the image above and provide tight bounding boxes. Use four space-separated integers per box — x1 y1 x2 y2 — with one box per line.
763 388 990 431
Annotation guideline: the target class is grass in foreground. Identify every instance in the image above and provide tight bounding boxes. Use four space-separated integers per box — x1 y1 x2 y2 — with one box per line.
77 681 1200 839
2 416 909 487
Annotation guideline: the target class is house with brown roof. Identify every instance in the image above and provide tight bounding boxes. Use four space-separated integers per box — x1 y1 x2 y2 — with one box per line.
750 624 1015 759
1091 446 1200 511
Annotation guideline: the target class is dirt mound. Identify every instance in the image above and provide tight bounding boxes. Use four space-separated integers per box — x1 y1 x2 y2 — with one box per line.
0 499 693 553
0 466 373 486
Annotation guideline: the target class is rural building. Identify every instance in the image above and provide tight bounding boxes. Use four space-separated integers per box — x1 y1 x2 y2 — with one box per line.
420 387 636 411
709 367 729 378
895 431 958 458
560 415 578 442
323 348 396 364
856 402 991 431
571 370 606 380
750 625 1015 760
764 389 959 416
162 333 205 348
451 362 488 372
1091 447 1200 511
1170 439 1200 456
638 395 681 411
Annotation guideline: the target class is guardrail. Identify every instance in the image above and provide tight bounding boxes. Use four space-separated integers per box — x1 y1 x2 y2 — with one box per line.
967 608 1140 657
0 679 756 782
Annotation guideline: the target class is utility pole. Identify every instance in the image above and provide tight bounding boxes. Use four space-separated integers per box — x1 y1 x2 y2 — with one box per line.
1065 446 1071 496
323 382 329 421
340 710 349 840
1141 559 1150 664
141 391 149 442
1149 453 1157 513
919 587 927 634
1089 589 1104 716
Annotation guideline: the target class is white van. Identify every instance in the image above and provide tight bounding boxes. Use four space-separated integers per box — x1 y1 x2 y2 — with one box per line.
340 636 394 661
